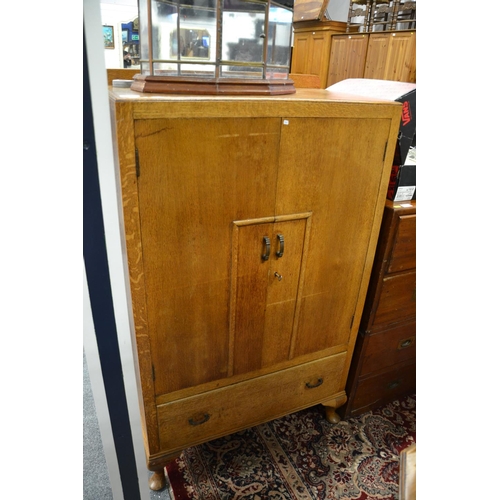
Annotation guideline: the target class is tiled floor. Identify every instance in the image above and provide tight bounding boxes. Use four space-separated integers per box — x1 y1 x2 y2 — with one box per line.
83 352 113 500
83 351 172 499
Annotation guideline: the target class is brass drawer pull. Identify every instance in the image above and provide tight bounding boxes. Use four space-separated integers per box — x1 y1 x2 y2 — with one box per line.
262 236 271 261
276 234 285 258
305 378 323 389
387 379 401 390
398 336 415 350
188 413 211 426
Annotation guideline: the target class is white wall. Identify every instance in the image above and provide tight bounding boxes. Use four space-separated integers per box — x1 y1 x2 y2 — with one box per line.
84 0 152 497
100 0 138 68
326 0 350 22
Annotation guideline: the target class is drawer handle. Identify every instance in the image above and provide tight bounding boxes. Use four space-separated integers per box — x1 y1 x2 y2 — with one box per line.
387 379 401 390
188 413 211 426
276 234 285 258
262 236 271 261
398 336 415 350
305 378 323 389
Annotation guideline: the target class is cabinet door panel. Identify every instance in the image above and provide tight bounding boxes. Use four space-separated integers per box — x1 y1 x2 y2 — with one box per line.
276 117 391 355
364 34 389 80
327 34 368 87
232 222 275 375
135 117 281 395
365 32 416 83
308 33 327 78
291 34 309 74
383 31 416 82
233 218 307 374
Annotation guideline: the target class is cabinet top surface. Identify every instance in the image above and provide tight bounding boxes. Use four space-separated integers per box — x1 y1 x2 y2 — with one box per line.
109 87 403 110
386 200 416 212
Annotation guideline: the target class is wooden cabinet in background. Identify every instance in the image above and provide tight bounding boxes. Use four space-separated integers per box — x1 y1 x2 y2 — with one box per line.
109 87 401 490
364 31 416 82
327 33 369 87
340 200 416 418
323 30 416 87
291 21 347 88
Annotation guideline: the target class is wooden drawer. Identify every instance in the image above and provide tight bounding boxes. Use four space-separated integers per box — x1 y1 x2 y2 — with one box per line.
349 360 416 416
360 320 416 376
387 213 416 274
157 352 347 451
372 270 416 328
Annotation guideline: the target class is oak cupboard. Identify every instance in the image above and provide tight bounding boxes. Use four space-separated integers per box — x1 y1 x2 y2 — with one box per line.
109 87 401 490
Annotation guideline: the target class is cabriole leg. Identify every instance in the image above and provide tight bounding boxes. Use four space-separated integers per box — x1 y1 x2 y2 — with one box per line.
322 393 348 424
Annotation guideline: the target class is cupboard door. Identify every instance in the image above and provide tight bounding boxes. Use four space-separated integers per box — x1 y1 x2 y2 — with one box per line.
383 31 416 82
291 33 310 74
134 117 281 396
232 217 309 375
364 33 389 80
327 34 368 87
307 32 329 84
275 117 392 356
364 31 416 83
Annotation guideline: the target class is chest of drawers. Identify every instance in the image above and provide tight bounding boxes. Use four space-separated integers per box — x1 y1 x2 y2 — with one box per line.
340 200 416 418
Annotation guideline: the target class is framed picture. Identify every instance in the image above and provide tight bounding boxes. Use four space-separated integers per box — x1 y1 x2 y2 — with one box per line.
103 25 115 49
122 29 129 44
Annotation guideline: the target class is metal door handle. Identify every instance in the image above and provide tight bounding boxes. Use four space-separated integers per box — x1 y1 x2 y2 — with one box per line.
276 234 284 258
262 236 270 261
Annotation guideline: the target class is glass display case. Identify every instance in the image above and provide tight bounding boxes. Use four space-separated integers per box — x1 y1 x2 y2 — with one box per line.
130 0 295 94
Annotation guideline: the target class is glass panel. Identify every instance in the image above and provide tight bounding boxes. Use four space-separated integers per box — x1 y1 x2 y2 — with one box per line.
220 64 264 79
222 0 267 65
151 0 178 65
266 4 292 69
138 0 150 62
173 28 212 59
138 0 293 82
152 62 216 78
265 66 289 79
180 63 216 77
179 2 217 61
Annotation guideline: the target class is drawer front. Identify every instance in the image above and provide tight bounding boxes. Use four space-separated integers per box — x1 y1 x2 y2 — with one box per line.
157 352 347 451
387 214 416 274
361 320 416 376
349 360 416 416
372 271 416 328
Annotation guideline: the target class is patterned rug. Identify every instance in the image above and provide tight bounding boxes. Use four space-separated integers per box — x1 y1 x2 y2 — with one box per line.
165 393 416 500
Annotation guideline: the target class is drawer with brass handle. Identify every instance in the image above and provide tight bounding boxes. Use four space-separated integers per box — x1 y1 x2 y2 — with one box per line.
348 360 416 417
360 320 416 376
157 352 347 452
